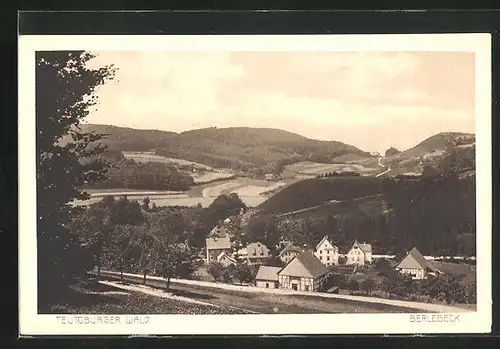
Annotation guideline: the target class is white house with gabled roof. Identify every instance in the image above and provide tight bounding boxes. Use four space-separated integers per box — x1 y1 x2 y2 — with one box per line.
345 240 372 266
313 235 339 266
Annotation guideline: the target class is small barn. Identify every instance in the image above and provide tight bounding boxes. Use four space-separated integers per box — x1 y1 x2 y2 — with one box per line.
255 265 281 289
395 247 442 280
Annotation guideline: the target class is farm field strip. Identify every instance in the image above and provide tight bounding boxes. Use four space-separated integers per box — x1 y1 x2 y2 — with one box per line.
123 151 214 170
285 162 379 175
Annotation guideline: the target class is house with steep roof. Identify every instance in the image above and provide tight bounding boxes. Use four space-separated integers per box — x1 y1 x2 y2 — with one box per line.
277 251 330 292
208 224 231 239
246 242 270 265
205 234 232 264
346 241 372 266
314 235 339 266
255 265 281 289
279 244 302 263
395 247 442 280
216 251 237 267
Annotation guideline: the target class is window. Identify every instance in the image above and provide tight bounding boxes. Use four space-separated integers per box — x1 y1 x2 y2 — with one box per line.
266 283 269 288
327 256 330 260
305 285 309 291
319 256 322 260
320 250 322 254
260 251 264 256
327 250 330 254
292 284 298 290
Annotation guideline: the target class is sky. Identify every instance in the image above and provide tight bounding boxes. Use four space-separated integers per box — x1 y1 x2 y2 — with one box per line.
85 51 475 153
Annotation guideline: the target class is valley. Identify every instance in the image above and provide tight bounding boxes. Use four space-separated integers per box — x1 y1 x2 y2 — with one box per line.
75 124 475 214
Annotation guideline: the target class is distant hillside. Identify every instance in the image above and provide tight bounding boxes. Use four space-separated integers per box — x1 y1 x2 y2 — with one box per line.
383 132 475 177
77 124 176 151
79 124 370 172
400 132 474 158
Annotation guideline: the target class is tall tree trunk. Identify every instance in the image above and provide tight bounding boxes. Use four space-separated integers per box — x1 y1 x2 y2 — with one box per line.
166 277 171 291
143 269 147 285
97 251 102 278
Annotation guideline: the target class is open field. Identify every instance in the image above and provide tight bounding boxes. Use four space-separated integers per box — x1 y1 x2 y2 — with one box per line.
45 279 245 314
123 151 213 170
284 161 379 176
428 261 476 284
75 176 284 208
191 172 235 183
123 151 236 184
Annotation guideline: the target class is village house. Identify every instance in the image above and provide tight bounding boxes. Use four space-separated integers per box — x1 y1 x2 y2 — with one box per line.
345 241 372 266
205 227 232 264
395 247 442 280
279 244 302 264
277 251 330 292
246 242 270 265
254 266 281 289
314 235 339 266
216 251 237 267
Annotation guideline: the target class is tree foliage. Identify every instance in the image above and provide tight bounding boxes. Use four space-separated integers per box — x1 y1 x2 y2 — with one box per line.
36 51 116 307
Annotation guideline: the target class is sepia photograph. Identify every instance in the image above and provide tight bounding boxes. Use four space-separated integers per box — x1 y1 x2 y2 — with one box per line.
18 34 491 335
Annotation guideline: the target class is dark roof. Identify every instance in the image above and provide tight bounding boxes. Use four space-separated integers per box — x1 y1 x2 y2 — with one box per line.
395 247 441 273
295 251 330 278
279 244 302 256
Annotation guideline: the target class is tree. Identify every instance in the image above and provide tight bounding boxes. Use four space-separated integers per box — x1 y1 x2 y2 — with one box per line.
360 278 375 295
141 197 151 211
155 242 197 291
233 263 253 284
385 147 401 157
36 51 116 307
107 224 137 282
347 279 360 294
208 262 225 282
264 256 285 268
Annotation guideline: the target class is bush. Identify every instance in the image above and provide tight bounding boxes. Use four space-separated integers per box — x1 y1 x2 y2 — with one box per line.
347 279 360 294
360 278 375 295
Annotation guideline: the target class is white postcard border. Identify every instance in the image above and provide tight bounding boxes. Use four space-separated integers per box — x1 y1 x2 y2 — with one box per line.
18 33 492 335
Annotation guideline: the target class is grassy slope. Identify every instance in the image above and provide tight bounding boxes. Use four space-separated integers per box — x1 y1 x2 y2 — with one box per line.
45 279 244 314
400 132 474 158
256 176 385 216
383 132 475 176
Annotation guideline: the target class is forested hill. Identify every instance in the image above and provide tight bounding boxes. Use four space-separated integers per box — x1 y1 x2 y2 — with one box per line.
77 124 370 172
399 132 474 157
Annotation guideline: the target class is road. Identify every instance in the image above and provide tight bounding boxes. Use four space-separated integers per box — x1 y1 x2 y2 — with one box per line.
375 156 391 178
99 272 423 314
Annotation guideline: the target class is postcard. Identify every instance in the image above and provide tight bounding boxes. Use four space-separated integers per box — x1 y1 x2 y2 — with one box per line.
18 33 491 335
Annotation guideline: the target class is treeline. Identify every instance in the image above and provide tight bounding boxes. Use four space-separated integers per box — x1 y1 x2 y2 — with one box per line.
68 193 248 289
86 158 195 191
326 261 476 305
316 171 361 178
245 171 475 257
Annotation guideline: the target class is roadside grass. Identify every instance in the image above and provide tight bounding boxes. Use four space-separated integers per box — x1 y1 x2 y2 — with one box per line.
44 278 245 315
